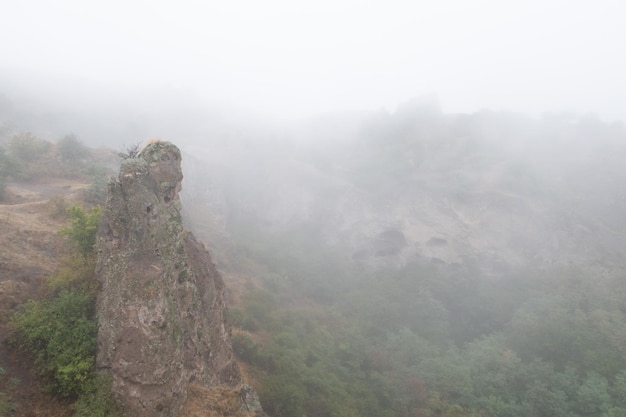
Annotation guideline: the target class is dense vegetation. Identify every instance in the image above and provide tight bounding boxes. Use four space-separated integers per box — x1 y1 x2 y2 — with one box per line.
228 225 626 417
220 108 626 417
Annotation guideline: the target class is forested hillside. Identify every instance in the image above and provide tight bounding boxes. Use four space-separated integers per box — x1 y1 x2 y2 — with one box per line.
180 100 626 417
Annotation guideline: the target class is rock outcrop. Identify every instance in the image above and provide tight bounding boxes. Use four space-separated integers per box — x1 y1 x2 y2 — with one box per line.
95 141 261 417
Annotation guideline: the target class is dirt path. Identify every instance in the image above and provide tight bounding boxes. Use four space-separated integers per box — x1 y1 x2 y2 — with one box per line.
3 179 89 205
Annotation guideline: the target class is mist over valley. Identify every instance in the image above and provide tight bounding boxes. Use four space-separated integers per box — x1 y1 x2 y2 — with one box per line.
2 1 626 415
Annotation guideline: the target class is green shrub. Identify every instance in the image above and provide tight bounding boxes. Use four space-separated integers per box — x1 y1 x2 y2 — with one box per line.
258 374 306 417
231 333 259 363
47 196 70 219
8 132 50 161
242 289 277 331
72 373 119 417
227 307 262 332
56 135 89 164
6 133 52 180
59 205 102 257
47 255 98 299
226 307 246 328
10 291 97 398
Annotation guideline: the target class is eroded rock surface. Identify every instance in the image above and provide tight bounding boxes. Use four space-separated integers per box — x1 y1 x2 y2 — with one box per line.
95 141 259 417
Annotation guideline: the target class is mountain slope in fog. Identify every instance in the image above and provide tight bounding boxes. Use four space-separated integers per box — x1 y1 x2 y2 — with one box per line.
182 99 626 275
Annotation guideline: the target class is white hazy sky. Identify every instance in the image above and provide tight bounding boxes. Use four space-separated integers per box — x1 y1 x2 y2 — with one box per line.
2 0 625 121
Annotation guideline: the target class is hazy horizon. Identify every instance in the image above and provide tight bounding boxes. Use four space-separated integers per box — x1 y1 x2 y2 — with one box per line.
2 0 626 123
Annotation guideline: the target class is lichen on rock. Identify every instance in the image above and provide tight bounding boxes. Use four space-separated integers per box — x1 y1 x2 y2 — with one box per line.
95 141 261 417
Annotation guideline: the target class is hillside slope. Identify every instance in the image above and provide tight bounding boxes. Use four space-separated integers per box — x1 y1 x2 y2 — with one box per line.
181 107 626 276
0 180 88 417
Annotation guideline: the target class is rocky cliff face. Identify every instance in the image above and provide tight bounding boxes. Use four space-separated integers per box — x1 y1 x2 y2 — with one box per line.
95 141 260 417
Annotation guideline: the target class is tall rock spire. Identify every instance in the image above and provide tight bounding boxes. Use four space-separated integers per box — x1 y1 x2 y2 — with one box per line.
95 141 254 417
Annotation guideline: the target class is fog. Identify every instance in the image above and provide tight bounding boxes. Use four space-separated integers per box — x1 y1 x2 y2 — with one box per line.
2 0 626 126
5 2 626 415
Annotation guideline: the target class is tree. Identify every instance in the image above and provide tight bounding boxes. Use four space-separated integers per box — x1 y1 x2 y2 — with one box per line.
8 132 49 161
575 373 612 417
506 295 626 377
56 134 89 164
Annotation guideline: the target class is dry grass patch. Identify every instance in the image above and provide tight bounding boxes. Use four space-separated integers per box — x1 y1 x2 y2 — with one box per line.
179 384 259 417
